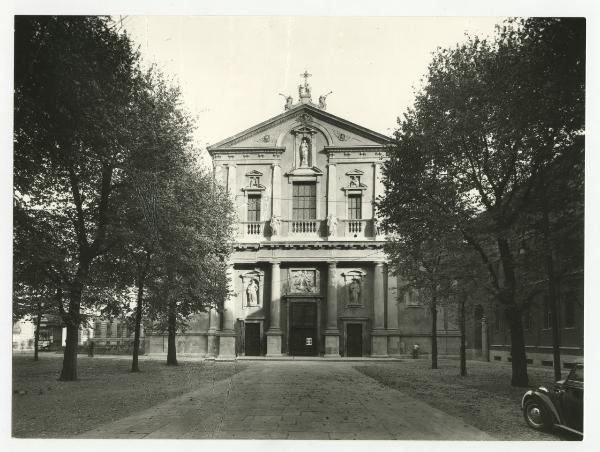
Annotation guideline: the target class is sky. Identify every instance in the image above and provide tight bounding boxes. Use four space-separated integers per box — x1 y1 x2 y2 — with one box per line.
122 16 504 164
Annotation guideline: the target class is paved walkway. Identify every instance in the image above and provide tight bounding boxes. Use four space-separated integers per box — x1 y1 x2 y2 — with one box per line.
78 361 493 440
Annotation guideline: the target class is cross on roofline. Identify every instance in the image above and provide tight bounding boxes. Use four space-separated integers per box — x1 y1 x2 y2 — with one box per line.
300 70 312 85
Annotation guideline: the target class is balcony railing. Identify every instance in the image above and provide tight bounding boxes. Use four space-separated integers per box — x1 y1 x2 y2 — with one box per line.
239 221 264 239
290 220 319 234
341 219 374 239
237 219 384 241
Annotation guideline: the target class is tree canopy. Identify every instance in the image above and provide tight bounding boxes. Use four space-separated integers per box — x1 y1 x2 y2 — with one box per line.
379 18 585 387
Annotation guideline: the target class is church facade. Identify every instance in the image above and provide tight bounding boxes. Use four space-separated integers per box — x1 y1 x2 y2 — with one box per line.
145 76 460 358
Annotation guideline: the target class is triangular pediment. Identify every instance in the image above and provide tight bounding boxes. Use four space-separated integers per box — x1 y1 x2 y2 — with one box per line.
208 104 390 153
346 169 364 176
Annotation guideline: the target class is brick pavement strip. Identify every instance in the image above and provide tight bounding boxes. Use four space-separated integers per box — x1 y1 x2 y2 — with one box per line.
77 361 493 440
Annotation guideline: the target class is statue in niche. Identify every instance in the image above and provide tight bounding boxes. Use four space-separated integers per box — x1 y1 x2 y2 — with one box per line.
349 279 361 305
299 137 310 167
246 279 259 306
327 214 338 236
270 215 281 236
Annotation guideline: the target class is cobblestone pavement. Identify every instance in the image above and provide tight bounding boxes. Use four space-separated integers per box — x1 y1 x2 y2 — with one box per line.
78 361 493 440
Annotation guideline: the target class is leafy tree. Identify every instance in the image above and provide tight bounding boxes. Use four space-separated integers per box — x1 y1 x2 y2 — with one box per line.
14 16 143 380
144 165 235 366
379 18 584 387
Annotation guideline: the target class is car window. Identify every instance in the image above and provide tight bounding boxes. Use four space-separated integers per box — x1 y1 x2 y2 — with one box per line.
568 364 583 383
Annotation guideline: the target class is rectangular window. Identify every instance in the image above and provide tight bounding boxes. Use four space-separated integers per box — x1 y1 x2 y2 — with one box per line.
494 306 502 332
542 297 552 330
94 322 101 336
523 310 534 332
348 194 362 219
106 322 112 338
292 182 316 220
563 295 576 328
116 323 123 338
247 195 261 222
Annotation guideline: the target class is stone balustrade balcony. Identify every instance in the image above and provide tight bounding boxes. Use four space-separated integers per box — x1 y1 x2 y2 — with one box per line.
237 218 384 242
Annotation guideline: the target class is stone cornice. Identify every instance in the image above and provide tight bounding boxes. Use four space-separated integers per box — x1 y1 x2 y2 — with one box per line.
211 147 285 155
233 241 385 251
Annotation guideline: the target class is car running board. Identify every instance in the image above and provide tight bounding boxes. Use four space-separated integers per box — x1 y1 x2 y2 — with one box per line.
556 424 583 436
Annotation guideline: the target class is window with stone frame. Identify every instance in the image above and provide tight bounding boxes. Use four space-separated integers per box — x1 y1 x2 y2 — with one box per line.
523 309 534 332
247 194 261 222
542 296 552 330
292 182 316 220
348 193 362 219
494 305 503 332
94 321 101 336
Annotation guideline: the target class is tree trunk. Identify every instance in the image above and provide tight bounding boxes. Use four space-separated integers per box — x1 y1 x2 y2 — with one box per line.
59 283 83 381
131 275 145 373
542 195 562 381
33 302 42 362
431 296 438 370
505 304 528 386
497 237 529 387
59 321 79 381
166 299 177 366
459 296 467 377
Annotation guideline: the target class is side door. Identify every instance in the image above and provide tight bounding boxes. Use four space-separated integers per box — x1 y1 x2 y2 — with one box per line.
559 365 583 432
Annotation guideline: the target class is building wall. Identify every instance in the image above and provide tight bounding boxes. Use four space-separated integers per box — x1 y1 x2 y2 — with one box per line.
465 274 583 367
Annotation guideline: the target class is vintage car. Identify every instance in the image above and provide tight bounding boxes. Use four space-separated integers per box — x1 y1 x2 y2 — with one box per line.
521 363 583 436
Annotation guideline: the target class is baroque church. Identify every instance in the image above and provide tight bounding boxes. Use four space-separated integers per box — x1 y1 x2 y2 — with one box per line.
145 73 461 358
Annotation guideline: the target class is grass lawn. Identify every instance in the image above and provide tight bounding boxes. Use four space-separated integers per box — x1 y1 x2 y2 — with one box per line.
12 353 246 438
354 358 577 441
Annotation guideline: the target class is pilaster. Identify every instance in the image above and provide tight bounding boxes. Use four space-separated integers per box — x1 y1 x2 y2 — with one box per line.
371 261 388 357
218 264 236 359
386 269 401 356
266 261 283 356
327 163 337 218
324 261 340 357
271 163 282 217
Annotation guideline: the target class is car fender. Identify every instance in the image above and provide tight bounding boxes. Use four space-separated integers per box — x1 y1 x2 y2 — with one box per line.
522 389 561 425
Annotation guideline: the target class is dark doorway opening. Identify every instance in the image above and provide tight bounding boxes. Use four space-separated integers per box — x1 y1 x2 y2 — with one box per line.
245 322 261 356
290 302 318 356
346 323 363 357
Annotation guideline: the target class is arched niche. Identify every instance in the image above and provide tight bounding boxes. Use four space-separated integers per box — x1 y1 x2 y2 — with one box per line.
341 269 367 307
240 269 265 308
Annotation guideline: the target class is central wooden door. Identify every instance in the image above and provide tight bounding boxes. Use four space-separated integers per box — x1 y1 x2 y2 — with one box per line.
244 323 261 356
346 324 363 357
290 302 318 356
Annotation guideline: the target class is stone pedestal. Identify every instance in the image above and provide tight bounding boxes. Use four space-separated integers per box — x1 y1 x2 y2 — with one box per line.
217 332 236 360
387 333 401 357
324 334 340 357
266 333 283 357
371 331 389 358
206 307 219 358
